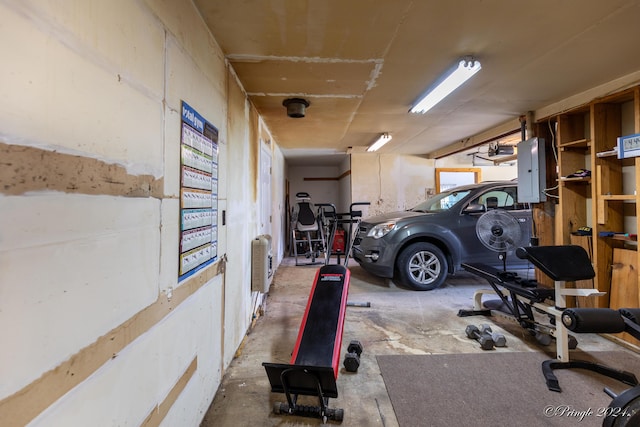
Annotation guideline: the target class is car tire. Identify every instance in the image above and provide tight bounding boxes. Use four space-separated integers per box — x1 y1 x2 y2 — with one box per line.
396 242 448 291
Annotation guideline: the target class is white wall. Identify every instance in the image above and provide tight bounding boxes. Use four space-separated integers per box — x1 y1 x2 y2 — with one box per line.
351 153 436 217
0 0 283 425
289 165 341 207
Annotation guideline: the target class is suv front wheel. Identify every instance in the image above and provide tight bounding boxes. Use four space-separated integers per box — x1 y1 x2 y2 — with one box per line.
396 242 448 291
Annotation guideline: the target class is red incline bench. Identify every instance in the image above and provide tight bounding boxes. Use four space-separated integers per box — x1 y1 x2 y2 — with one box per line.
262 264 352 422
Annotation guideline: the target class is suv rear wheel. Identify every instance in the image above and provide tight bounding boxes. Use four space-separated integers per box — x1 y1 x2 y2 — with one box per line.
396 242 448 291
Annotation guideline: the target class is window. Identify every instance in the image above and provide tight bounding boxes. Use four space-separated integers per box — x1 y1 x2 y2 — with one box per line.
470 187 524 211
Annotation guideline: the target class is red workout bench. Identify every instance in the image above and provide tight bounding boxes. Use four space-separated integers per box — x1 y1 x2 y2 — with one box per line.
263 264 353 422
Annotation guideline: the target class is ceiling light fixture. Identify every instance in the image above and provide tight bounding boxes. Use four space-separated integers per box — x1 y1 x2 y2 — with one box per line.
409 57 481 114
367 133 392 152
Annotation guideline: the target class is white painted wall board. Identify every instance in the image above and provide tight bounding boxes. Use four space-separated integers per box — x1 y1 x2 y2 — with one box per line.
0 2 165 177
28 282 221 427
0 194 160 397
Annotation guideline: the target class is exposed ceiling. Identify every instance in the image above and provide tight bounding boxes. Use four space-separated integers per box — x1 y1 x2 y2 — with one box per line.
194 0 640 165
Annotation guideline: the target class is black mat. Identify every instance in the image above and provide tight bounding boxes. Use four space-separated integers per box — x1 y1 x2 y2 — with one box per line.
377 351 640 427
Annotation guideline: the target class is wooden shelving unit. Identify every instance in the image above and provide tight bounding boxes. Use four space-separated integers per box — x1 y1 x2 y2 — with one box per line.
552 86 640 317
555 107 592 248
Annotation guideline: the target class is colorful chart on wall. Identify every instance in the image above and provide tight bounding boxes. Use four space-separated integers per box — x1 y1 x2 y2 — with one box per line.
178 100 219 281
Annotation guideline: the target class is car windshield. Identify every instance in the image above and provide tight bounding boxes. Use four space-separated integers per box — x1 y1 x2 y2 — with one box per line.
410 189 472 213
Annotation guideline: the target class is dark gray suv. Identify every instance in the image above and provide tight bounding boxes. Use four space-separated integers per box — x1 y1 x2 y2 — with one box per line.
352 180 532 290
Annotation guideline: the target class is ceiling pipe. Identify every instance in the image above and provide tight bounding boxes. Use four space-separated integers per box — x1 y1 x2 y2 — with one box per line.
283 98 310 118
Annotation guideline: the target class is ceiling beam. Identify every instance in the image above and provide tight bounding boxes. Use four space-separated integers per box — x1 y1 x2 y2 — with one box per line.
425 118 521 159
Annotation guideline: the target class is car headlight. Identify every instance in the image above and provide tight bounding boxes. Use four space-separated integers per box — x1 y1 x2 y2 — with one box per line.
367 221 396 239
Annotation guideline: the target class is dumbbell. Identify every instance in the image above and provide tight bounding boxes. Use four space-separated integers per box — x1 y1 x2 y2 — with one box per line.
479 324 507 347
343 340 363 372
465 325 495 350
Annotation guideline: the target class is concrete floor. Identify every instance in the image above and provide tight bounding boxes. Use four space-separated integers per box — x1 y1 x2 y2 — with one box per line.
201 257 626 427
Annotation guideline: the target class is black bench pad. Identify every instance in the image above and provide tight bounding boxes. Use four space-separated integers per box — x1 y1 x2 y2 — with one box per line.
263 264 350 397
515 245 594 282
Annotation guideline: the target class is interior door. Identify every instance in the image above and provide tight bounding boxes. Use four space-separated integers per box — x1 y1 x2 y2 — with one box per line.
260 144 272 237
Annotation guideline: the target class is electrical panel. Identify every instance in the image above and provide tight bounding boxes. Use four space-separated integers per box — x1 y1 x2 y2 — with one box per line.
517 137 547 203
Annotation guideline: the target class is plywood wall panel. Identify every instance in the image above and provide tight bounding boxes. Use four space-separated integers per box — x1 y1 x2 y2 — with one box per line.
0 2 165 177
0 195 160 397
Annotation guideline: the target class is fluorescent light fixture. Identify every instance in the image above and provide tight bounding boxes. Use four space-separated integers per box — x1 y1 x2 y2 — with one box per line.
367 133 392 152
410 57 481 114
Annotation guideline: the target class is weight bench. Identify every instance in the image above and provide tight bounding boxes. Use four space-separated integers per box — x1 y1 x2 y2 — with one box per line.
551 308 640 427
459 245 605 362
263 264 351 422
537 307 640 395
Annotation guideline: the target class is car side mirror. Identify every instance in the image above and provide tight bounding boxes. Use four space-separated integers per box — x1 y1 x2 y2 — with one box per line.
463 203 486 214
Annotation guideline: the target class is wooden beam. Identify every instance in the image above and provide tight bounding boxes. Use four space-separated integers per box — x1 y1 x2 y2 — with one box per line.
425 118 521 159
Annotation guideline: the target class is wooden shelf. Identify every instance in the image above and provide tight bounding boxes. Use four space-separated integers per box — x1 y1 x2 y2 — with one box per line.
596 149 618 158
558 138 590 149
611 235 638 241
601 194 636 201
599 233 638 242
559 177 591 183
